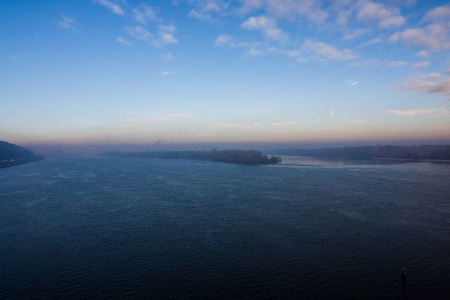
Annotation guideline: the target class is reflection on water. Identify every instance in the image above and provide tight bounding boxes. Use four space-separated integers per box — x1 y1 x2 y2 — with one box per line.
279 155 400 166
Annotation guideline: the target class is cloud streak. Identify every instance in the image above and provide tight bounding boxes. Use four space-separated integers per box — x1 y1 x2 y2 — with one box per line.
133 5 158 23
241 15 289 43
302 39 357 61
401 78 450 99
58 15 78 32
389 107 449 117
344 78 359 86
92 0 124 15
116 36 131 45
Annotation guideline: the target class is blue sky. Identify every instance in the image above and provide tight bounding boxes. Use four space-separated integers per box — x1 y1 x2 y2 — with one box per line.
1 0 450 149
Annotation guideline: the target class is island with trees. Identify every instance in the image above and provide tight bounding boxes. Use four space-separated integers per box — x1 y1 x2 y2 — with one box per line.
273 145 450 162
0 140 43 168
103 149 282 165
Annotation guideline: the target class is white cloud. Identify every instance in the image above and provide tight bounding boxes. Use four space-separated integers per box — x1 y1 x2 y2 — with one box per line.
160 52 175 60
215 35 233 46
246 47 264 57
263 0 328 23
344 28 367 40
401 78 450 98
126 26 160 47
127 26 178 47
58 15 77 32
423 73 442 79
351 58 379 67
161 71 176 76
158 32 178 44
213 123 242 128
416 50 430 58
390 24 448 51
271 122 295 126
444 65 450 75
302 39 357 61
116 36 131 45
389 107 448 117
127 26 152 40
188 9 212 21
388 61 408 67
423 4 450 23
363 36 385 45
344 78 359 86
241 15 289 43
133 5 158 23
413 61 430 69
329 108 335 117
92 0 124 15
356 0 406 29
159 25 176 33
212 35 264 58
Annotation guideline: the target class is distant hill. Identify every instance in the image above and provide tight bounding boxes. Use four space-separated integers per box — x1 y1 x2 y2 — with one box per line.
0 141 42 168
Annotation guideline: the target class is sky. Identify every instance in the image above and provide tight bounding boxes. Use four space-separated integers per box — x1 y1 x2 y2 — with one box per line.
1 0 450 151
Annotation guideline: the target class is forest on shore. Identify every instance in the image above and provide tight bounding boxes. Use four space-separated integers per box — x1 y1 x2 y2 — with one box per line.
103 149 282 165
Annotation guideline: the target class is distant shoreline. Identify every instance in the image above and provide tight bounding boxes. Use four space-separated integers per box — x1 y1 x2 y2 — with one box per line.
103 149 282 165
0 157 43 169
372 157 450 163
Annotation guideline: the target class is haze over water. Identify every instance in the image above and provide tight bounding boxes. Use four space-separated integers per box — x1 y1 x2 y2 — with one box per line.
1 157 449 299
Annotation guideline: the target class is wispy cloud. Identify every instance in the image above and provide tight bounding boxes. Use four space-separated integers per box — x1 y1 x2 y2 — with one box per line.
159 25 176 33
416 50 430 58
126 26 177 47
302 39 357 61
160 52 175 60
351 58 379 67
270 122 295 126
127 26 158 46
356 0 406 29
161 71 177 76
329 108 335 117
188 9 212 21
133 4 158 23
389 107 449 117
215 35 233 47
116 36 131 45
241 15 289 43
388 60 408 67
158 32 178 45
213 34 264 58
58 15 78 32
344 78 359 86
422 4 450 23
344 28 367 40
413 61 430 69
363 37 384 46
92 0 124 15
423 73 442 79
401 78 450 99
213 123 242 128
237 0 328 24
389 24 448 51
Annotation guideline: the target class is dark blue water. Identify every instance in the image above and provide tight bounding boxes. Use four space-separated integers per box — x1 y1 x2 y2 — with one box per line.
1 157 449 299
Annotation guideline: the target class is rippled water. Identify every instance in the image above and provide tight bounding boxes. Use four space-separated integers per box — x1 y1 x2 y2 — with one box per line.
1 157 449 299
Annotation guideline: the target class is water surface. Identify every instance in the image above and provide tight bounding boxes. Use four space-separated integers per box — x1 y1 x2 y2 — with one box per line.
1 157 449 299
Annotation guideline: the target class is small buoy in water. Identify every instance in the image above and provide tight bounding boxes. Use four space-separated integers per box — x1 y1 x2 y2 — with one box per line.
401 268 406 282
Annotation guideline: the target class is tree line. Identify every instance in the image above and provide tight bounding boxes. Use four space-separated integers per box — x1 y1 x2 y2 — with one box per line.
103 149 282 165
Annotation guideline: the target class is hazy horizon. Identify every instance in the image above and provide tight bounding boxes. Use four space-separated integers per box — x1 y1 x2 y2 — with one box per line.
2 1 450 147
